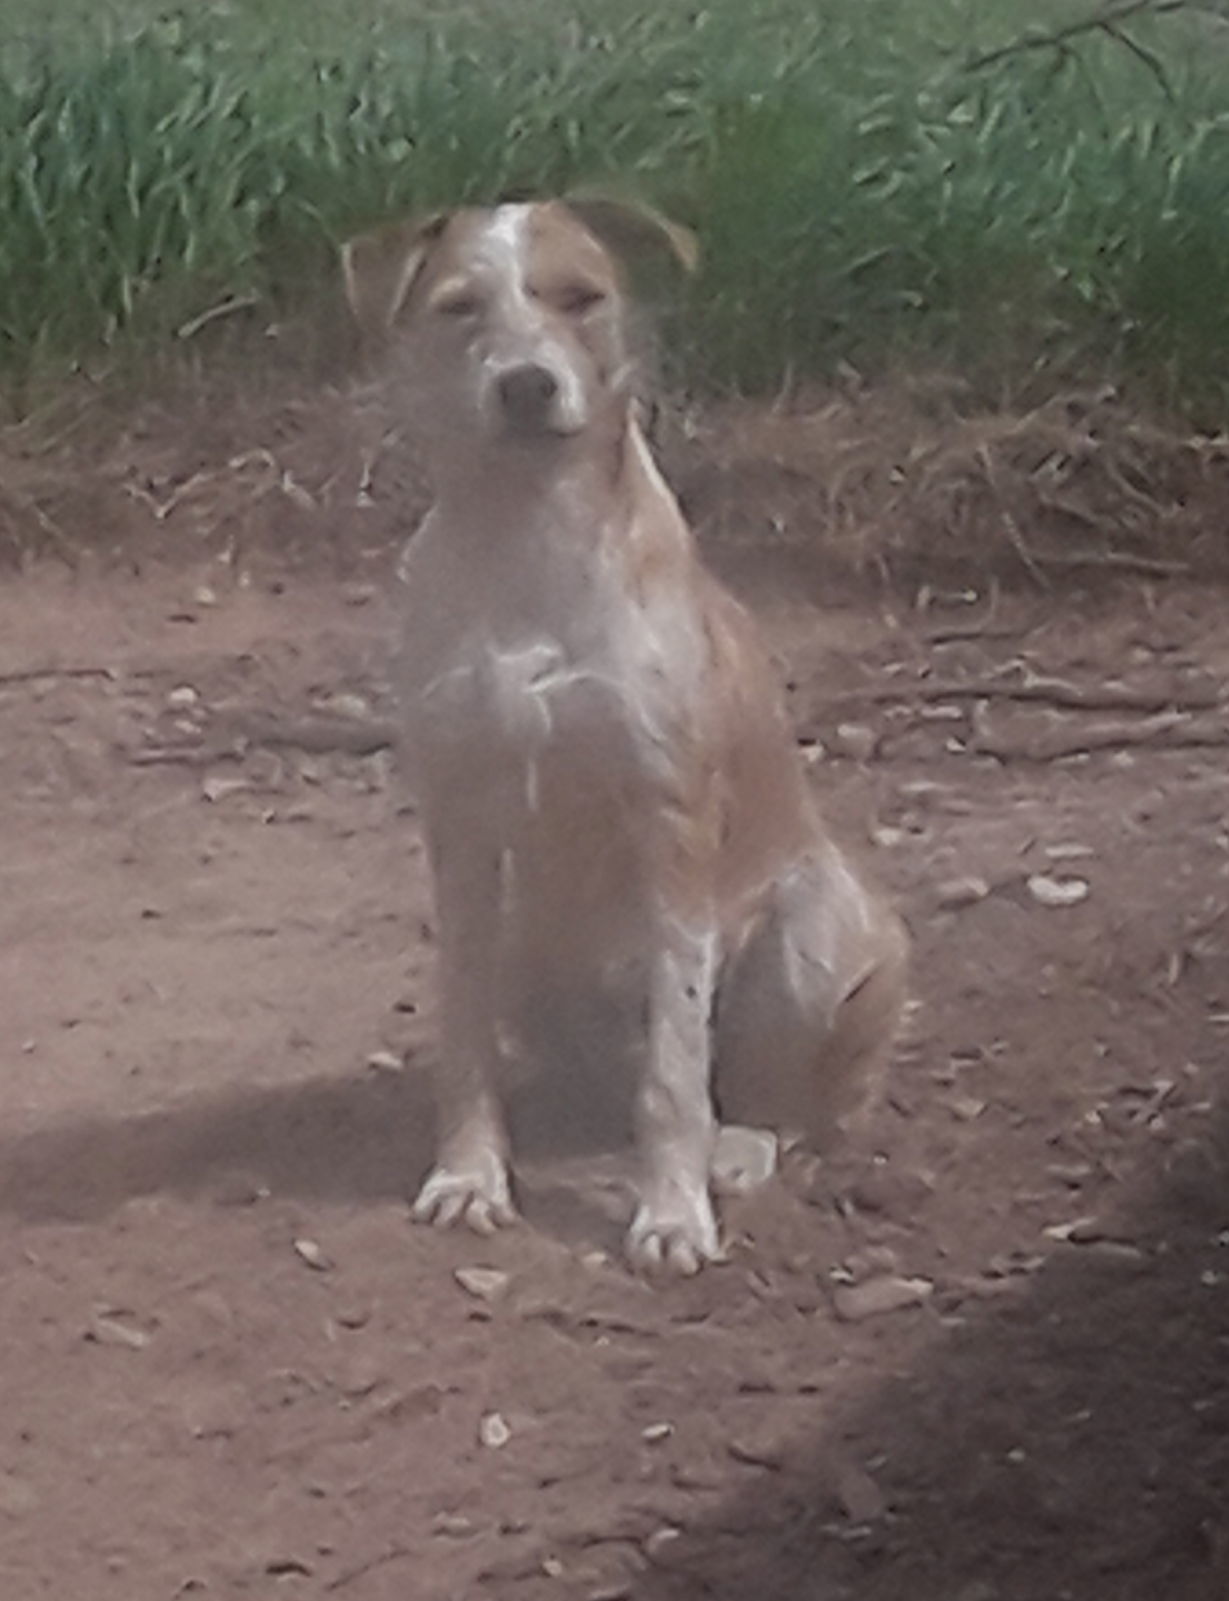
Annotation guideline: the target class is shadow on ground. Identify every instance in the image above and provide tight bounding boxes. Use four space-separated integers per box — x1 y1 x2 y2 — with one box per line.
0 1044 639 1235
0 1070 437 1223
634 1094 1229 1601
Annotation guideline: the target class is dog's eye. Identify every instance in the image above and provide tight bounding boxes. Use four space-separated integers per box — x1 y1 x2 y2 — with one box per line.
555 285 606 315
435 292 482 319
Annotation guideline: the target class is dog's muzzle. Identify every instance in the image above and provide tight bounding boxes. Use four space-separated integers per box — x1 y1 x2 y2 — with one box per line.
495 362 568 437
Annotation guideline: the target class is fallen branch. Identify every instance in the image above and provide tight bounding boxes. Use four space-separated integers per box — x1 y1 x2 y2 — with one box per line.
969 707 1229 761
1026 547 1191 577
126 711 397 767
176 292 260 341
833 673 1223 715
0 664 120 686
324 1544 413 1593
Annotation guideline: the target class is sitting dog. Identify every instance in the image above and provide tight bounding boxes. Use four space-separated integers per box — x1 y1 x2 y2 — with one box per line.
343 198 908 1273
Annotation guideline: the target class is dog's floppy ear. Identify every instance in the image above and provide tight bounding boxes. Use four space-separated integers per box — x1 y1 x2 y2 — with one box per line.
341 213 449 339
564 191 699 275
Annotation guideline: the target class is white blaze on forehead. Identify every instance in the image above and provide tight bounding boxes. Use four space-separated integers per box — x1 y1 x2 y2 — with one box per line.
478 204 532 289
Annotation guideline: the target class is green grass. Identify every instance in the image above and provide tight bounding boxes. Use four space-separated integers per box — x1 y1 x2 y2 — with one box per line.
4 0 1229 413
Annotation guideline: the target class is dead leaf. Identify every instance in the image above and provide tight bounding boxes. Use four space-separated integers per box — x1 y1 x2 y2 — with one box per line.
1027 874 1090 907
454 1267 510 1302
293 1238 332 1272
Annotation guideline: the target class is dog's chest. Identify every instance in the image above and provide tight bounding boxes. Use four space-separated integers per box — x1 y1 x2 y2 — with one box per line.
402 568 699 823
418 625 671 784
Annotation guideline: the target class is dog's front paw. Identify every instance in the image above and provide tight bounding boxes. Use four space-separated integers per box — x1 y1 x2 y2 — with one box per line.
411 1155 517 1237
627 1183 720 1276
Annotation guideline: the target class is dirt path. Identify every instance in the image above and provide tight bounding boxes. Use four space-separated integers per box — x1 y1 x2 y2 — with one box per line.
1 557 1226 1601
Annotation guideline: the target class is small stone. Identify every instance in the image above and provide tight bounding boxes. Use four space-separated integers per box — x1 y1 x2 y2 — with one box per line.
831 722 878 762
1027 874 1090 908
432 1513 477 1538
201 775 249 803
192 585 219 607
644 1527 682 1562
454 1267 510 1303
366 1049 405 1074
318 692 372 720
840 1244 901 1284
835 1462 886 1523
936 876 991 909
832 1275 934 1322
727 1435 785 1469
641 1422 673 1443
479 1411 511 1449
870 824 906 849
1042 1216 1102 1243
845 1167 934 1218
86 1312 151 1350
293 1238 332 1272
167 685 199 708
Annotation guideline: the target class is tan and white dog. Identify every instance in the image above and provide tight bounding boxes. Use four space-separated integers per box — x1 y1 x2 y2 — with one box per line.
343 198 908 1274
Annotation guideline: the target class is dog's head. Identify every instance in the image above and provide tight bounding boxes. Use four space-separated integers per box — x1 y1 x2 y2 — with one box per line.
343 197 694 457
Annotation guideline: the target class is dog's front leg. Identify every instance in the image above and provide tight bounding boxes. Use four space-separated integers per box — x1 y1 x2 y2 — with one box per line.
627 919 720 1275
412 832 516 1236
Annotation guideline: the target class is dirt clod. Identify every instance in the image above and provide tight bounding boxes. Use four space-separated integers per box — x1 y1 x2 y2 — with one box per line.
832 1275 936 1322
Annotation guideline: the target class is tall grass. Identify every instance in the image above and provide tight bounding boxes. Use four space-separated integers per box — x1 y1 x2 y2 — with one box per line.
3 0 1229 412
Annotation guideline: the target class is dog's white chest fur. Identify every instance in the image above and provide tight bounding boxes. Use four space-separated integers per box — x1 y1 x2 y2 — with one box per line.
399 519 696 844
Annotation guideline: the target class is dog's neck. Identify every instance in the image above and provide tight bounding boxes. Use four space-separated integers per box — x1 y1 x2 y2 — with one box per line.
424 407 689 568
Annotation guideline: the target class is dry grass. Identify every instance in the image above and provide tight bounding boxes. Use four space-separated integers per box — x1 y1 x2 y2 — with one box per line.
5 373 1229 585
670 380 1229 582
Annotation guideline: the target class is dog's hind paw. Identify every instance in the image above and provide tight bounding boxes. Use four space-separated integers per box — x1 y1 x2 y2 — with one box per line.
710 1124 779 1197
627 1187 721 1276
411 1159 517 1237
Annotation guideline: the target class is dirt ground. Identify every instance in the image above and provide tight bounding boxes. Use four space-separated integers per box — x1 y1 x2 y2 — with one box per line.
1 518 1228 1600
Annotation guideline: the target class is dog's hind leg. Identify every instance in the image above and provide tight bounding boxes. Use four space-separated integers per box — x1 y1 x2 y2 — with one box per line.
627 919 722 1276
713 846 908 1152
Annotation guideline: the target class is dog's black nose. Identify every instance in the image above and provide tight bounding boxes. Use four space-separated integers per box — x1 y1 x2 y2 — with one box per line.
497 364 560 430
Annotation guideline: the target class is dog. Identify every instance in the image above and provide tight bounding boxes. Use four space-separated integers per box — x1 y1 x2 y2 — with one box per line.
343 198 908 1274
